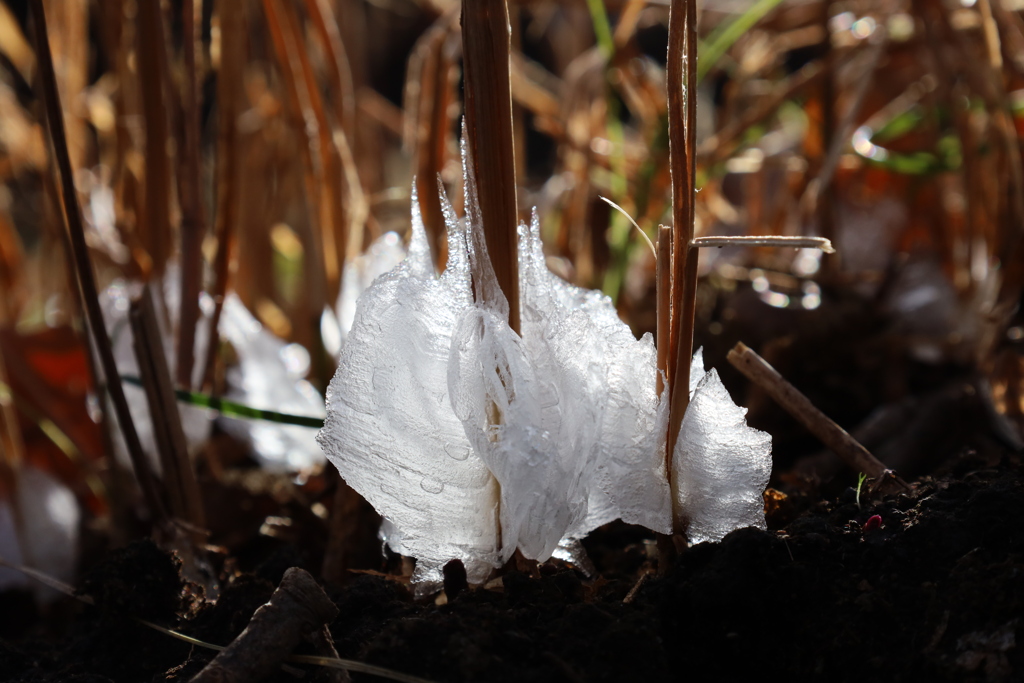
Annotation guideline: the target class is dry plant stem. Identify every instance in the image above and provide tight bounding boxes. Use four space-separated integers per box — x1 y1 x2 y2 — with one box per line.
302 0 367 266
665 0 698 482
29 0 167 523
461 0 521 334
202 0 245 390
692 236 834 252
303 0 356 141
137 0 172 277
276 0 341 299
655 226 672 398
262 0 327 298
800 36 885 220
727 342 908 490
130 286 206 540
264 0 334 387
176 0 207 390
190 567 339 683
975 0 1024 336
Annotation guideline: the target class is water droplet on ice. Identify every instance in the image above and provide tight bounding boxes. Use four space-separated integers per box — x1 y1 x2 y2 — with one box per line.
420 478 445 494
444 443 470 461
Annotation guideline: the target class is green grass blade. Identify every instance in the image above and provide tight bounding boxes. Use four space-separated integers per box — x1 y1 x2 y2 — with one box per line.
120 376 325 429
698 0 787 82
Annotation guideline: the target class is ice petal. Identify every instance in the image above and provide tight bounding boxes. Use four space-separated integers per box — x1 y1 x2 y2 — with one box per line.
671 367 772 543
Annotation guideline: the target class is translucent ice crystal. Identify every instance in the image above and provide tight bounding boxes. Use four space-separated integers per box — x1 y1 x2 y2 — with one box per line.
672 350 772 543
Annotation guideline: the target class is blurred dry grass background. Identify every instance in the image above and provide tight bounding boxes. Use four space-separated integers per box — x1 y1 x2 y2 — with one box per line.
1 0 1023 577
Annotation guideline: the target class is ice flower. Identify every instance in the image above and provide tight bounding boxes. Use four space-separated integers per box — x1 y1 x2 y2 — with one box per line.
318 146 771 589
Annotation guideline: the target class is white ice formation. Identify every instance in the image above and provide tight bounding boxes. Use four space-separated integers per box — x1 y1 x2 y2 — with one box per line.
318 146 771 590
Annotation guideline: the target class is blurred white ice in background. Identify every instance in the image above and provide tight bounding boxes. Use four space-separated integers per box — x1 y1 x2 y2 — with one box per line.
100 267 326 474
0 465 80 602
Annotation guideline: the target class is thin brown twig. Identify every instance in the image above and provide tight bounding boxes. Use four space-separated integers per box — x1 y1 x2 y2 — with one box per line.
302 0 367 267
263 0 334 388
191 567 340 683
691 235 834 252
727 342 909 491
409 11 458 267
29 0 167 523
0 557 433 683
696 59 827 166
799 35 886 223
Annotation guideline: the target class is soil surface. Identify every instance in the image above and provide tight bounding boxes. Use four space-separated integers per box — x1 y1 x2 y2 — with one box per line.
2 445 1022 683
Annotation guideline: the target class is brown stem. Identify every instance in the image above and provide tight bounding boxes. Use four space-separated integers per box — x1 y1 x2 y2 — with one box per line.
29 0 167 523
665 0 698 489
409 12 458 267
461 0 520 334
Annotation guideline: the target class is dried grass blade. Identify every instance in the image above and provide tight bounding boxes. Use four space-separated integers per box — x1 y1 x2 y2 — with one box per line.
409 12 458 267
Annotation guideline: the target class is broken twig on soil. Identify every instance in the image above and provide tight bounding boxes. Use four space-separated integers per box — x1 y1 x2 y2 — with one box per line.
727 342 909 491
190 567 339 683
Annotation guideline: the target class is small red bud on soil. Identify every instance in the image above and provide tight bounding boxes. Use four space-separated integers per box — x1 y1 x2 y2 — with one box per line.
863 515 882 532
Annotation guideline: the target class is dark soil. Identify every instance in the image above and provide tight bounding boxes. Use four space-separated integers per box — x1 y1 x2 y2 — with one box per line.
2 447 1022 683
